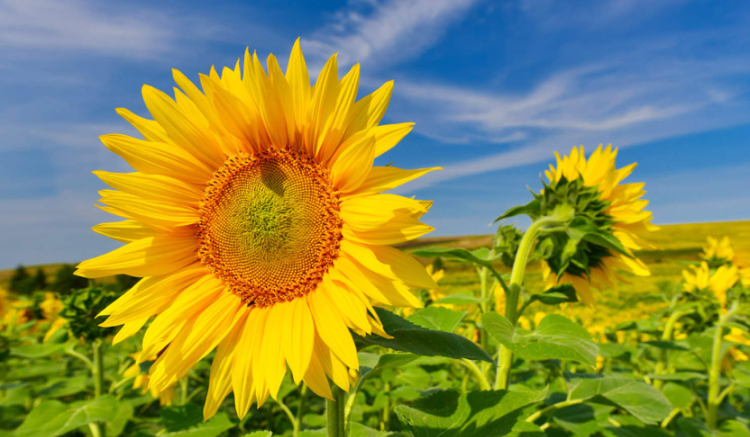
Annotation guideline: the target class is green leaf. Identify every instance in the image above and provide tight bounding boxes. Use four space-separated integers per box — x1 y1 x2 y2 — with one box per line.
662 383 692 410
647 372 706 381
13 394 119 437
161 403 203 432
528 284 578 305
358 352 419 380
161 412 235 437
354 308 494 363
35 376 88 398
434 291 484 305
495 199 541 222
482 313 598 366
733 361 750 388
10 342 67 358
244 432 273 437
600 416 672 437
552 403 613 437
411 247 495 268
350 422 407 436
568 376 672 424
106 400 135 437
395 388 547 437
639 341 690 351
7 362 65 379
407 306 467 333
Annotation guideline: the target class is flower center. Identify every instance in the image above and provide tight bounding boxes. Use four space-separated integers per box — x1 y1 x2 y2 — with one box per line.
197 147 343 307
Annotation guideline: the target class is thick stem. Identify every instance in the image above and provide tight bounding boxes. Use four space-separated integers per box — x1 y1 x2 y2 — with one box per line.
93 339 105 397
654 309 691 390
707 324 724 430
91 339 106 437
494 217 558 390
327 387 346 437
707 306 737 430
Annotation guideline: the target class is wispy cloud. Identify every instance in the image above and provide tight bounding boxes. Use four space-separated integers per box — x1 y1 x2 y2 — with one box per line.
305 0 482 69
0 0 174 58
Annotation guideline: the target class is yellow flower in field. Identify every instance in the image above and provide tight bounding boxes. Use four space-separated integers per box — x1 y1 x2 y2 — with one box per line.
76 40 439 419
683 261 739 307
541 145 658 305
123 354 177 406
3 298 33 326
702 236 734 265
0 287 9 322
40 292 68 342
40 292 63 320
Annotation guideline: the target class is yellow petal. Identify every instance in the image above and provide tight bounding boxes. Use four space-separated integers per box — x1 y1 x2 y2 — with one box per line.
308 286 358 369
142 85 226 166
76 235 197 279
92 220 159 244
204 309 248 420
329 134 375 193
100 134 213 184
94 171 203 206
347 166 440 197
340 240 437 290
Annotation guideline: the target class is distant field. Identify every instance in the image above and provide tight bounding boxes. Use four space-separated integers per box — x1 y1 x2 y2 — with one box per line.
3 220 749 311
401 220 750 329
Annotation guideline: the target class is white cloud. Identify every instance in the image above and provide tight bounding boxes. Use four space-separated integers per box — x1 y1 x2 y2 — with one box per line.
304 0 481 69
0 0 174 58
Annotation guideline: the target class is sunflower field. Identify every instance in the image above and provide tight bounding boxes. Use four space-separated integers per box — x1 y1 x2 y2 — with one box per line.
2 40 750 437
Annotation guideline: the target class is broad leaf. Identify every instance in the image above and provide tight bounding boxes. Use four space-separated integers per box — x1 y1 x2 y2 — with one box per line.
354 308 494 363
528 284 578 305
482 313 598 366
407 306 467 333
161 411 235 437
395 388 547 437
552 403 613 437
435 291 485 305
11 342 67 358
734 361 750 388
567 375 672 424
13 395 118 437
35 376 88 398
662 382 692 409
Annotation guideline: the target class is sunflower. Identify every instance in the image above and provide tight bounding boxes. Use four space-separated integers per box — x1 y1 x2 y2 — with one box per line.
683 261 739 308
702 236 734 266
76 40 439 419
540 145 658 305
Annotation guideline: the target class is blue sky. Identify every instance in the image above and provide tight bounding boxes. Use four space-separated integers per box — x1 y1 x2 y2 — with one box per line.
1 0 749 268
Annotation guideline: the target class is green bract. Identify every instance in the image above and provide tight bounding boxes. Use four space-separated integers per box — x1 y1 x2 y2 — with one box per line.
59 287 117 342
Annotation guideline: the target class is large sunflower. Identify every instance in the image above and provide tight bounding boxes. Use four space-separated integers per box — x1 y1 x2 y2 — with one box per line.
76 40 439 419
540 145 658 305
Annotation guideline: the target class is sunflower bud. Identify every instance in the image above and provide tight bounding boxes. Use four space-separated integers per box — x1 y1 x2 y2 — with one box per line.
60 287 117 341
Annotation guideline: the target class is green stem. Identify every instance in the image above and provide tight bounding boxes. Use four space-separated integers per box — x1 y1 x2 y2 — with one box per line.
296 384 307 432
180 378 188 405
91 339 106 437
707 305 737 430
661 408 680 429
495 216 563 390
276 398 299 437
327 387 346 437
478 266 492 377
66 346 95 373
456 359 491 391
525 399 584 423
654 309 692 390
